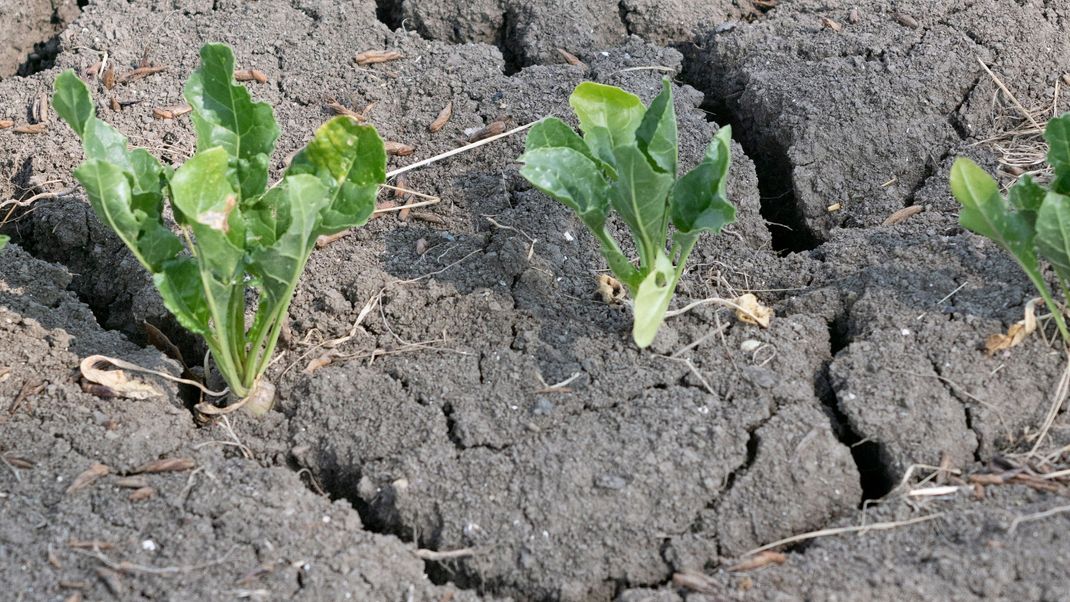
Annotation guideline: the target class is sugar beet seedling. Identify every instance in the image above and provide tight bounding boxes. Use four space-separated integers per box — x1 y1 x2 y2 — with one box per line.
54 44 387 413
518 80 736 347
951 112 1070 347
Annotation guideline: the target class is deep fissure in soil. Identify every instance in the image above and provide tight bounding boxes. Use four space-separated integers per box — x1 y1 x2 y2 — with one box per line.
821 312 895 502
696 98 819 254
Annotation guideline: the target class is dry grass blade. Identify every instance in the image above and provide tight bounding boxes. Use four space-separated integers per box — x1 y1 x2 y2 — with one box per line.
1008 503 1070 534
1028 353 1070 455
386 121 537 179
742 513 944 556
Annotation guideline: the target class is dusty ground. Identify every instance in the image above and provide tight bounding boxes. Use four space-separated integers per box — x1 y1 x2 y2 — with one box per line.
3 0 1070 600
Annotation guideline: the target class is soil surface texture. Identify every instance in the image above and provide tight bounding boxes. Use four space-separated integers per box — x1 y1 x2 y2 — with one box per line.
3 0 1070 601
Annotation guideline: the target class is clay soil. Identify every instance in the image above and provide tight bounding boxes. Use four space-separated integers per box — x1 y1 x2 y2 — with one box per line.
3 0 1070 600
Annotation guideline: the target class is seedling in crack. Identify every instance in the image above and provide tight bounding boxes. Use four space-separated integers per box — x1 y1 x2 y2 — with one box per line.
950 112 1070 346
518 80 735 347
54 43 386 413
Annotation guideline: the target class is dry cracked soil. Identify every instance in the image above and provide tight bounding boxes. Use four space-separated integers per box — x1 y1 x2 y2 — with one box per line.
3 0 1070 600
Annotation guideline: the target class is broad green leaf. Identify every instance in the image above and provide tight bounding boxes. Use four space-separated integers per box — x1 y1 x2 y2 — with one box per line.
53 70 93 136
184 44 280 201
635 79 677 175
285 117 386 236
244 186 284 248
1046 113 1070 195
74 161 180 271
950 158 1036 262
1008 174 1045 228
170 147 245 284
608 143 674 268
632 251 676 348
0 234 8 249
569 82 645 167
248 175 331 334
519 146 611 231
671 127 734 236
525 116 615 177
154 259 211 335
1036 190 1070 282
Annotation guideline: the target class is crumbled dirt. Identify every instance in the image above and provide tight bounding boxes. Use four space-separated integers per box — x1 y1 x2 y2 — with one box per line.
0 0 81 78
3 0 1070 600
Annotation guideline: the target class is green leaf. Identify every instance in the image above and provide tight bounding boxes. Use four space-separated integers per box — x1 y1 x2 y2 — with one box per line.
569 82 645 168
950 158 1036 259
1047 113 1070 195
520 145 641 286
525 116 615 177
154 259 211 335
184 43 280 201
285 116 386 236
74 159 180 271
1008 174 1045 228
53 70 93 137
0 234 9 250
1036 190 1070 282
245 174 332 374
608 143 674 268
671 127 735 236
519 146 611 231
635 79 677 174
250 175 331 311
631 251 676 349
170 147 245 285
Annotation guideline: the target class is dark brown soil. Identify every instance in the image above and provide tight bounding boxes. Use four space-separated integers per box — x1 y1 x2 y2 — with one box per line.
3 0 1070 600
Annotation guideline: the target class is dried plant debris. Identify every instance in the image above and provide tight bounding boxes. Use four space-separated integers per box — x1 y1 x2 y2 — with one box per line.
66 462 111 495
79 355 163 400
733 293 773 328
882 205 925 225
429 101 452 132
152 105 192 120
597 274 626 304
466 120 506 143
556 48 584 66
117 65 167 84
234 69 268 83
985 298 1038 354
354 50 403 65
132 457 196 474
384 141 415 156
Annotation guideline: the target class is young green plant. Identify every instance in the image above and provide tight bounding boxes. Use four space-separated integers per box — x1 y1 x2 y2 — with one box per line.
950 112 1070 346
54 44 386 412
518 80 735 347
